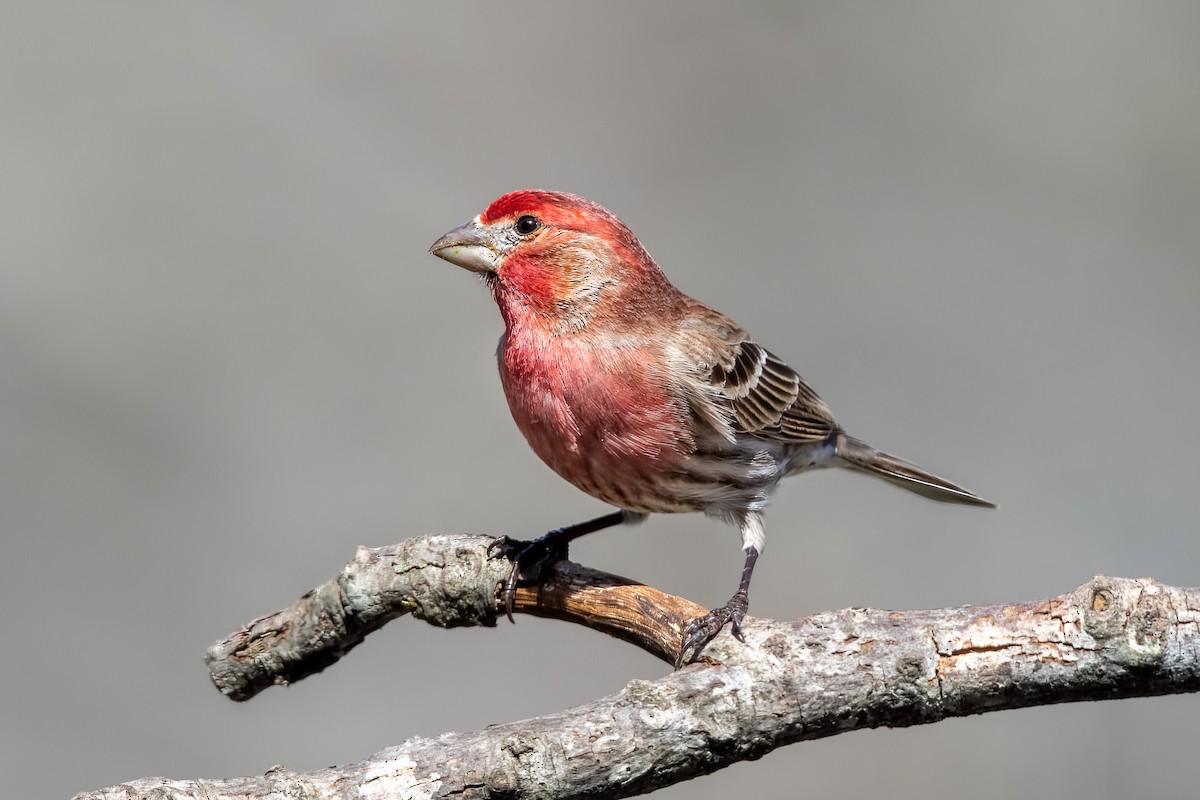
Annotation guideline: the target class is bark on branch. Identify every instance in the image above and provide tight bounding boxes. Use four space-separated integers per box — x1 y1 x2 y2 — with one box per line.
77 534 1200 800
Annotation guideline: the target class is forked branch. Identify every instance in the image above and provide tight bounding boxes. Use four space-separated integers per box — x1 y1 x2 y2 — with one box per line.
76 534 1200 800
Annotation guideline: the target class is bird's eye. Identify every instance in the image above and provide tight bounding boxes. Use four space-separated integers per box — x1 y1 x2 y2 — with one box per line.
514 215 541 235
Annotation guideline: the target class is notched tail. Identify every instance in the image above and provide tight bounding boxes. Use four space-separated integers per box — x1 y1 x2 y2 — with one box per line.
835 434 997 508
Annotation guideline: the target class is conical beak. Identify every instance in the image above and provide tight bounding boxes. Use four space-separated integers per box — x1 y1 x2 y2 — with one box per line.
429 218 499 274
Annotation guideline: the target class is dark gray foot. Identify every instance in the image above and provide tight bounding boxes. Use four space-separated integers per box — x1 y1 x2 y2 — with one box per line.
487 511 627 623
676 590 749 668
487 532 571 622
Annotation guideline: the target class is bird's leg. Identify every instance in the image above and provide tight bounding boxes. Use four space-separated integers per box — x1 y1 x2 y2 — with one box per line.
676 546 760 668
488 510 628 622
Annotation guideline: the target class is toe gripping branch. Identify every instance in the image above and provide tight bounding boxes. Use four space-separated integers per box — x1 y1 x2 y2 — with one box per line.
488 511 627 623
675 546 759 668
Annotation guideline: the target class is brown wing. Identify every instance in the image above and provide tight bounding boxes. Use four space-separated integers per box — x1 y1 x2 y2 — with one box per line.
708 339 838 443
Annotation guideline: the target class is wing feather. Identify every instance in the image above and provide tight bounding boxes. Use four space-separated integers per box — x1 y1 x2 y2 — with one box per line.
675 302 838 444
708 339 837 443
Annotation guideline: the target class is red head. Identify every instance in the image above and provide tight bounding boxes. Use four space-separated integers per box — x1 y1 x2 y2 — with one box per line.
430 191 681 333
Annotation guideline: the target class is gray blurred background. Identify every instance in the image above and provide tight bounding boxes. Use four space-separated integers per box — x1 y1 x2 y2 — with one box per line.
3 3 1198 798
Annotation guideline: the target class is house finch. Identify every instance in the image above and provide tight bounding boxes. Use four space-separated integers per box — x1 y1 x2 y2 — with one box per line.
431 190 994 666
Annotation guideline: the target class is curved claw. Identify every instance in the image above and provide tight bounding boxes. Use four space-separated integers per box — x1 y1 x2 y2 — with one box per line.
675 590 749 668
486 533 570 623
487 536 517 560
501 554 521 622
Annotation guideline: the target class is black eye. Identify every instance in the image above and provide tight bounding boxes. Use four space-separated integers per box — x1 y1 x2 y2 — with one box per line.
515 215 541 235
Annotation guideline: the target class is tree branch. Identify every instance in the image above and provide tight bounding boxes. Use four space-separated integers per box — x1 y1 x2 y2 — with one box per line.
78 534 1200 800
206 535 701 701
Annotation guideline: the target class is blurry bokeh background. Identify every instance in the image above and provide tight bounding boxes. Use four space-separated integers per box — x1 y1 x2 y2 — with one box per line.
3 3 1198 798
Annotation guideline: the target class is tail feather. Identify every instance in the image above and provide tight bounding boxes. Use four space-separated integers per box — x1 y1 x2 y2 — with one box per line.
835 434 996 508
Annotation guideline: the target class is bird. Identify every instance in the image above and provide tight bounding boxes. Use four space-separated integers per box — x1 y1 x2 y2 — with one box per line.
430 190 994 666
